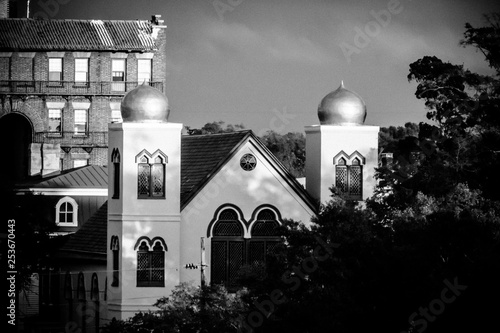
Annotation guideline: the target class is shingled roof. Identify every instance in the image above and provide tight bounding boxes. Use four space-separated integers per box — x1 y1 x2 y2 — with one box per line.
0 18 158 51
17 165 108 189
59 201 107 260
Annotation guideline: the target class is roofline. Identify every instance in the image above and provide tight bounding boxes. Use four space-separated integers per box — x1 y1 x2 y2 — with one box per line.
15 188 108 196
180 130 318 214
181 131 253 210
55 249 106 262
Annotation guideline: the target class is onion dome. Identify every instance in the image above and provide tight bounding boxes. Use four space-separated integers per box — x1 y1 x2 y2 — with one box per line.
317 81 367 125
121 83 170 123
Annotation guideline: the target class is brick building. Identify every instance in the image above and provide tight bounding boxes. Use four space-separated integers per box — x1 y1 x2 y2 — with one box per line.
0 8 167 186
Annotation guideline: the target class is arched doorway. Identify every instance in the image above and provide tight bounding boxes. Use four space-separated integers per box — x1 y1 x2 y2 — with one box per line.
0 112 33 185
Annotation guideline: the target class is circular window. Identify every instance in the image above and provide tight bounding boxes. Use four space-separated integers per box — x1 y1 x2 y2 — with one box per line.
240 154 257 171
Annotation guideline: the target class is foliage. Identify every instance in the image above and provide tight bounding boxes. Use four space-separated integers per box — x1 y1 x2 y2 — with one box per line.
185 121 245 135
102 283 249 333
259 130 306 177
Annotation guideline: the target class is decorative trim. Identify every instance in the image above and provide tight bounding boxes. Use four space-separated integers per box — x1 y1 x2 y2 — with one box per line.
110 52 129 59
55 196 78 227
109 102 121 111
16 188 107 196
18 52 35 58
71 101 91 110
72 52 91 58
135 53 154 59
133 236 168 251
110 235 120 250
47 52 65 58
46 101 66 109
206 204 247 238
0 52 12 57
333 150 366 165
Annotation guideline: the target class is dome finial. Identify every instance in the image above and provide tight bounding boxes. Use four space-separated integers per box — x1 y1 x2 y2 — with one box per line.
317 83 367 125
120 84 170 123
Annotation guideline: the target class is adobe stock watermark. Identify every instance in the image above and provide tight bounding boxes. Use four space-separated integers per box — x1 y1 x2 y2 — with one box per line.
238 237 340 333
213 0 244 21
401 277 467 333
339 0 407 63
32 0 72 19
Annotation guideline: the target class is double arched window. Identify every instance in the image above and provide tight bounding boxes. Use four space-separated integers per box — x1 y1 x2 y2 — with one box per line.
55 196 78 227
134 237 167 287
334 151 364 200
110 236 120 287
209 205 281 289
135 149 167 199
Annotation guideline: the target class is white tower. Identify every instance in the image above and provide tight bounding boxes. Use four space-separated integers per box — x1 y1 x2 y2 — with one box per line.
305 82 379 205
107 84 183 320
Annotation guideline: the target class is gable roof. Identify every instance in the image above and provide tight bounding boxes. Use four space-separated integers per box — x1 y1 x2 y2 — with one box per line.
58 201 107 260
0 18 158 51
180 130 252 207
17 165 108 189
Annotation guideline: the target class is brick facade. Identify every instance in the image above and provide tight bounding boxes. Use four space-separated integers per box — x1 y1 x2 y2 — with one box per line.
0 16 167 177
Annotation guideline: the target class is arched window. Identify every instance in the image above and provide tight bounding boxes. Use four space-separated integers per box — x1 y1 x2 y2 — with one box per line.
111 148 120 199
248 209 281 265
55 196 78 227
334 152 364 200
110 236 119 287
135 237 167 287
90 273 99 301
211 208 245 289
76 272 85 300
136 150 167 199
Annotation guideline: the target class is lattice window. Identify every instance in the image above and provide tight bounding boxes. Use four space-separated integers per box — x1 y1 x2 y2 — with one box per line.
137 241 165 287
335 156 363 200
248 208 281 265
137 153 166 199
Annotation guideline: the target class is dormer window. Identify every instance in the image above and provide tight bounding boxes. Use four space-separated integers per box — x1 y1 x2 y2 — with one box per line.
55 196 78 227
136 150 167 199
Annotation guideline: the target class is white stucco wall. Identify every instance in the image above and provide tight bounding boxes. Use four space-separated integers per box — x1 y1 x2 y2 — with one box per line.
305 125 379 205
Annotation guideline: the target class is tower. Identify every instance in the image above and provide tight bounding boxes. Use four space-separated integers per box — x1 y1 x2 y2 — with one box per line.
305 82 379 204
106 84 183 320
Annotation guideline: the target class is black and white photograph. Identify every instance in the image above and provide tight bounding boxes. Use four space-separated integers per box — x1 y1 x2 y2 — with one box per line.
1 0 500 332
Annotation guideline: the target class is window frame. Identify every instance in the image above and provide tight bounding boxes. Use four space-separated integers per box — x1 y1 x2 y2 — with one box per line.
48 58 63 83
48 108 62 135
136 151 167 199
55 196 78 227
73 109 88 136
335 156 363 200
135 238 167 287
111 59 126 91
74 58 89 85
137 59 152 84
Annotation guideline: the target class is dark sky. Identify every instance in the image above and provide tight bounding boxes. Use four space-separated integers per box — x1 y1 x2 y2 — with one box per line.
21 0 500 133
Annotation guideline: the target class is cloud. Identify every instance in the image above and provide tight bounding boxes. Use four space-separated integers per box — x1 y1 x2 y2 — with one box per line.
201 20 330 65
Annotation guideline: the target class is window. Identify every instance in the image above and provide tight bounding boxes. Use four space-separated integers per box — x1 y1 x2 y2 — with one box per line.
48 109 62 134
64 272 73 300
110 236 119 287
74 58 89 84
136 150 167 199
240 154 257 171
55 197 78 227
90 273 99 301
210 209 244 289
74 109 88 135
209 206 282 290
111 148 120 199
112 59 125 91
135 238 167 287
248 209 281 265
77 272 86 300
137 59 152 84
49 58 62 82
73 159 88 168
335 155 363 200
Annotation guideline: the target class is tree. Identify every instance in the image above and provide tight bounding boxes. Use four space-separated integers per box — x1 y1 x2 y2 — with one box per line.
185 121 245 135
259 130 306 177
